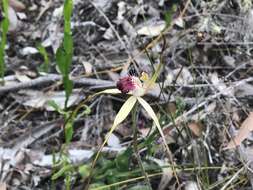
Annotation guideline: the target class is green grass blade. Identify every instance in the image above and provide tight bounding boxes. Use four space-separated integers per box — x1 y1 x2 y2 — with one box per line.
0 0 9 83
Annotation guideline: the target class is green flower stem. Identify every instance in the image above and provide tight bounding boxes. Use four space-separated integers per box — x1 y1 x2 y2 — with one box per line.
132 103 152 189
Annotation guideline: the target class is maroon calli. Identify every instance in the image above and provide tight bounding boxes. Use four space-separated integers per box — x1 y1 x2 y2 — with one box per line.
116 76 136 93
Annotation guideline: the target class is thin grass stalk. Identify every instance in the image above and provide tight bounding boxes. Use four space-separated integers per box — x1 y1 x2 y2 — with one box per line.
132 103 152 189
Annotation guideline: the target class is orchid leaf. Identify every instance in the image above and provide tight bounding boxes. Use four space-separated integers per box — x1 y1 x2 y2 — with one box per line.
137 97 172 155
92 96 137 167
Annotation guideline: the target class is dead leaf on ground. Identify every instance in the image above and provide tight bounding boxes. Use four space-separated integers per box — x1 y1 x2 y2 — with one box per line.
166 102 177 115
225 112 253 149
82 61 93 75
7 0 26 32
9 0 26 12
210 72 234 96
13 89 83 111
174 17 184 28
184 181 200 190
149 157 173 190
107 133 121 148
137 21 165 37
8 6 18 32
20 47 39 55
0 182 7 190
15 71 31 82
165 68 193 86
188 122 203 137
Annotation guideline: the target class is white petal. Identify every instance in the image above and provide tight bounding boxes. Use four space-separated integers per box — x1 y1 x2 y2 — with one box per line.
137 97 172 156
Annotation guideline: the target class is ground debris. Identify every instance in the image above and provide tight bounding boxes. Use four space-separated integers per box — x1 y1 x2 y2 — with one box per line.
1 0 253 189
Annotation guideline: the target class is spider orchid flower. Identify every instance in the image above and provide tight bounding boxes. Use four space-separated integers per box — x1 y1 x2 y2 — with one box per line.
116 73 151 97
91 63 173 165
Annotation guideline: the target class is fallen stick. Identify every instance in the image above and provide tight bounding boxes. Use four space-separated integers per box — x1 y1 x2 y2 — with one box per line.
0 74 114 94
0 74 169 100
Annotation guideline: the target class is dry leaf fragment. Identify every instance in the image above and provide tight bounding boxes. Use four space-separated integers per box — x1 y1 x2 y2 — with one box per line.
184 181 200 190
137 22 166 37
165 68 193 86
107 133 121 148
4 0 26 32
210 73 234 96
148 157 173 190
20 47 39 55
9 0 26 12
0 183 7 190
174 17 184 28
188 122 203 137
226 112 253 149
82 61 93 75
15 71 31 82
8 6 18 32
166 102 177 115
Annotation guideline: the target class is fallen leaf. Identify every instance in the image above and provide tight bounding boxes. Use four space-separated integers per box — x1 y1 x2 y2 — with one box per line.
16 12 26 20
137 21 165 37
235 82 253 97
226 112 253 149
188 122 203 137
0 182 7 190
82 61 93 75
15 71 31 82
9 0 26 12
8 6 18 32
15 90 83 111
107 133 121 148
20 47 39 55
117 1 126 21
166 102 177 115
174 17 184 28
210 72 234 96
139 127 151 138
223 56 235 67
103 27 115 40
165 68 193 86
148 157 173 190
184 181 200 190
